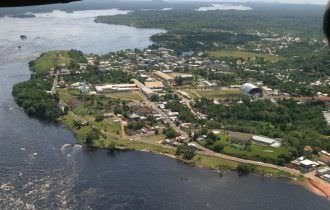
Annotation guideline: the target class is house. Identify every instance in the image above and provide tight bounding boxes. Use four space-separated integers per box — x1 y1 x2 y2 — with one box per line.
300 159 317 173
128 113 140 120
319 150 330 165
321 174 330 182
316 167 330 176
291 156 319 173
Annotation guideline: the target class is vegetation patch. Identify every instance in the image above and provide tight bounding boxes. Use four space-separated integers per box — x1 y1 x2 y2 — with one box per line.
106 91 143 102
208 50 283 62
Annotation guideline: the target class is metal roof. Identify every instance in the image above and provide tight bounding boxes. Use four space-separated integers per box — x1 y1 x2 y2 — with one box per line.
240 83 262 96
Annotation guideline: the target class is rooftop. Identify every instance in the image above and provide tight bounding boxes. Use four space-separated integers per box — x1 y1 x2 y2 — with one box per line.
145 81 165 89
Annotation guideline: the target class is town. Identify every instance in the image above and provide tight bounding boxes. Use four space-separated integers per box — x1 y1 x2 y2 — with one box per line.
33 47 329 185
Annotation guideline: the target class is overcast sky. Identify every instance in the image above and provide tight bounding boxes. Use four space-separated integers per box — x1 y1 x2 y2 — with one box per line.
228 0 326 4
168 0 327 5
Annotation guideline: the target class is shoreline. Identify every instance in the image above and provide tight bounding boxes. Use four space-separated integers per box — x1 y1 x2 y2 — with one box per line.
121 145 330 200
84 142 330 200
302 179 330 200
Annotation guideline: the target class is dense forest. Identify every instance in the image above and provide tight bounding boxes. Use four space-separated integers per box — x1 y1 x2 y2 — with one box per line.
12 50 87 121
96 6 323 53
12 79 60 121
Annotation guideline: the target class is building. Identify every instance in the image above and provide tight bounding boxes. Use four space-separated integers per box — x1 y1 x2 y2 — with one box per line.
240 83 262 97
321 174 330 182
203 80 217 87
319 150 330 165
291 156 319 173
300 159 318 173
154 71 174 82
251 135 281 148
316 167 330 176
144 81 165 90
141 87 154 98
95 84 138 93
78 82 90 95
175 74 194 85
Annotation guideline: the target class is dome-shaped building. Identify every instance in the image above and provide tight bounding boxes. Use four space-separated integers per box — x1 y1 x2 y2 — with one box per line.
240 83 262 97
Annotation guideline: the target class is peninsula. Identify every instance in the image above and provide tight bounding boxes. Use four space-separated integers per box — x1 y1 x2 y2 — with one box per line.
12 48 330 199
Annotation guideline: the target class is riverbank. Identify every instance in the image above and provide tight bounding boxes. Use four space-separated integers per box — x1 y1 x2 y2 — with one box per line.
88 137 330 200
55 111 330 200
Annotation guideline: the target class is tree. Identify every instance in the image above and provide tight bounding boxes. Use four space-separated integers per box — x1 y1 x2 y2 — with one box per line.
150 94 160 102
175 76 184 86
85 128 100 145
237 164 255 176
95 114 104 122
106 141 116 152
176 145 196 160
212 141 224 152
163 128 178 139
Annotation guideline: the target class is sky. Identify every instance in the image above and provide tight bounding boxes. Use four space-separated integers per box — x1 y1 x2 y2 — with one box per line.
226 0 326 4
166 0 327 5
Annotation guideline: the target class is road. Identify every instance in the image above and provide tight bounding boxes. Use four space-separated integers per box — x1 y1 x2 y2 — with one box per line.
130 80 330 194
137 88 189 138
193 143 301 175
51 71 59 94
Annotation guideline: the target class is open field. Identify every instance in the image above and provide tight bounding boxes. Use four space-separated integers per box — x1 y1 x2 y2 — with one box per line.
31 51 72 74
58 113 92 142
57 88 79 103
105 91 144 102
137 134 166 143
94 118 122 136
179 88 241 99
208 50 283 62
217 136 290 162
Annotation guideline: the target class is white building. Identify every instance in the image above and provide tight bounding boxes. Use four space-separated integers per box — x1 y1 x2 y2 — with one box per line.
95 84 138 93
251 135 281 148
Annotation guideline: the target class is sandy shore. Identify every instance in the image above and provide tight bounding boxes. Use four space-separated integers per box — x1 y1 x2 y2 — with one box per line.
300 178 330 200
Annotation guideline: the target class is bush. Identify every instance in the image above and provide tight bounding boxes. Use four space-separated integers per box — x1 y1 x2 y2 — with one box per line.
163 128 178 139
237 164 255 175
176 145 196 160
85 128 100 145
106 141 116 152
212 141 224 152
95 114 104 122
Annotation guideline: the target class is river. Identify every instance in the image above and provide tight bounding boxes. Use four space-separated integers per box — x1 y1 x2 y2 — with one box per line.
0 3 329 210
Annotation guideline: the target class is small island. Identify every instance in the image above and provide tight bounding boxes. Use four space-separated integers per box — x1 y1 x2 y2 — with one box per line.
12 48 330 198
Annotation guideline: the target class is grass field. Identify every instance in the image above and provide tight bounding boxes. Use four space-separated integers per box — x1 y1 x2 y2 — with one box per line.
57 88 80 103
180 88 241 99
106 91 143 102
31 51 72 74
208 50 283 62
58 113 92 143
94 118 122 136
217 136 290 162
